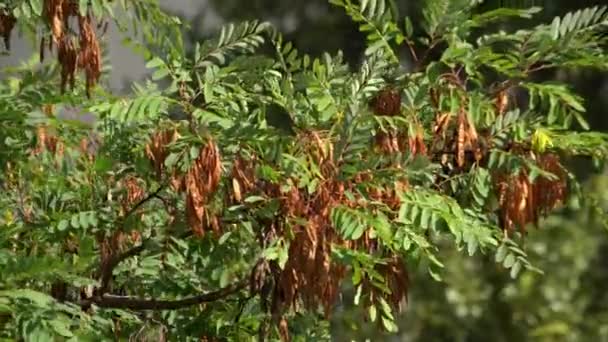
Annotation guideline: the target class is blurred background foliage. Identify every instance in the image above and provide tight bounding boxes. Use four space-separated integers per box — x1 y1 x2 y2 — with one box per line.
164 0 608 340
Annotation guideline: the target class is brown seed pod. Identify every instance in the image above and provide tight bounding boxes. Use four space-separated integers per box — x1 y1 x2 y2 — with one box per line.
33 125 61 156
495 90 509 115
77 14 102 98
494 153 567 235
278 317 290 342
455 108 480 168
57 35 78 93
374 131 398 154
230 154 256 203
371 87 401 116
40 36 46 62
145 129 180 180
184 139 222 237
121 175 145 213
44 0 65 43
0 11 16 50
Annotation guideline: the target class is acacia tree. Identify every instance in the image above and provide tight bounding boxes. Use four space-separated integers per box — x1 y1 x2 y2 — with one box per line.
1 0 607 340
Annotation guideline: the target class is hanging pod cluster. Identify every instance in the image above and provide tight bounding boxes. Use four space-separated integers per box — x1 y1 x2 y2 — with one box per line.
428 84 568 235
146 129 222 237
430 107 483 171
41 0 103 97
224 131 410 339
32 125 64 157
230 132 351 321
371 86 427 156
30 105 100 162
0 9 16 50
1 1 103 96
493 152 567 235
97 175 146 267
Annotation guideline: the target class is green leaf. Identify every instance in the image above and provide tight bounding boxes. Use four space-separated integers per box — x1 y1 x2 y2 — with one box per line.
551 16 560 40
427 253 444 268
0 289 54 306
79 0 88 16
428 266 442 282
94 156 113 173
145 57 165 69
495 244 508 263
404 17 413 37
91 0 103 19
503 253 516 268
49 319 74 338
20 0 31 17
510 261 522 278
244 196 265 203
351 224 366 240
152 68 170 81
57 220 69 231
353 285 363 305
164 153 179 168
466 235 478 256
382 316 398 333
30 0 43 16
70 215 80 229
79 212 90 229
369 305 377 322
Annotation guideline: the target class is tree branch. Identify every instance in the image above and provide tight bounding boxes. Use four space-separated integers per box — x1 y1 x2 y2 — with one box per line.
84 280 247 311
96 185 166 294
124 185 165 220
415 39 442 71
98 242 148 295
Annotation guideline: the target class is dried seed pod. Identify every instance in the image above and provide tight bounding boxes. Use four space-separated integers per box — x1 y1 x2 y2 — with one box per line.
494 153 567 235
278 318 290 342
44 0 66 43
33 125 61 156
40 36 46 62
495 90 509 115
130 230 141 244
145 129 179 180
230 154 256 203
371 87 401 116
374 131 401 154
77 15 102 97
57 35 78 93
433 112 451 136
0 11 17 50
535 153 567 215
62 0 79 17
381 256 409 312
122 176 145 211
408 123 427 157
250 259 270 299
184 139 222 237
455 108 480 168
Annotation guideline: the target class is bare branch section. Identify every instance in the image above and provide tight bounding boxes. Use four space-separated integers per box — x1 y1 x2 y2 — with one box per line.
123 185 166 220
98 243 147 295
97 185 165 294
83 280 247 310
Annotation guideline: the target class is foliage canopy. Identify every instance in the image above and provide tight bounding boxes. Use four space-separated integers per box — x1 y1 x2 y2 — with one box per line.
0 0 607 340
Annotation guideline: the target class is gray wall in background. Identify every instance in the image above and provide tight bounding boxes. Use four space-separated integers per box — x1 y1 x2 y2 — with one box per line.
0 1 223 92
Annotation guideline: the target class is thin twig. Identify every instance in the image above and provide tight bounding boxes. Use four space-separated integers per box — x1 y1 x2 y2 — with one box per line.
234 294 256 323
96 185 166 294
404 39 418 63
123 185 165 220
98 243 148 295
415 39 442 71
